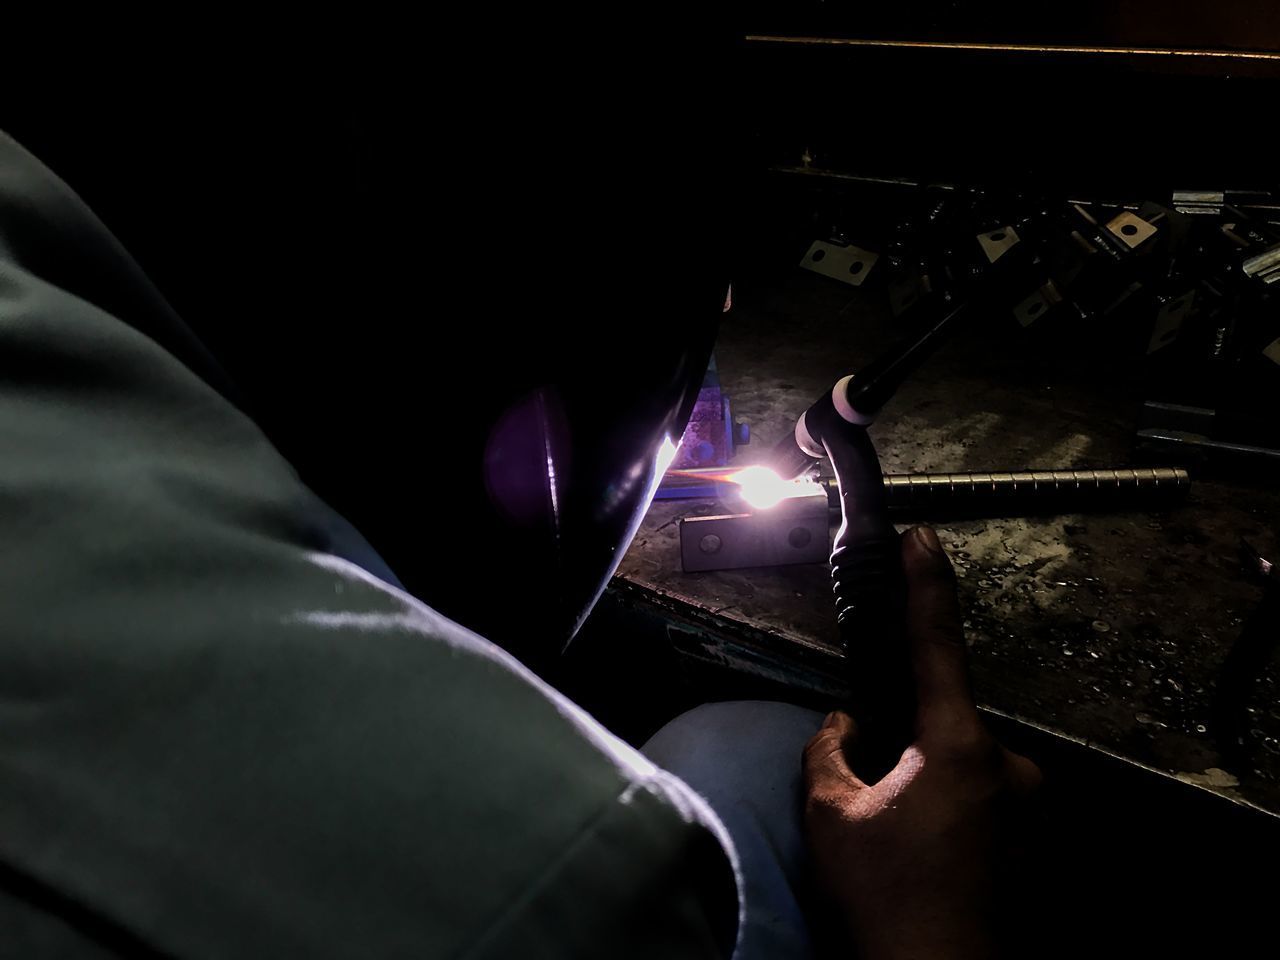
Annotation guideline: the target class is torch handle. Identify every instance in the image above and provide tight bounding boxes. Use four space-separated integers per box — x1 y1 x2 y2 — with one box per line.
822 422 916 780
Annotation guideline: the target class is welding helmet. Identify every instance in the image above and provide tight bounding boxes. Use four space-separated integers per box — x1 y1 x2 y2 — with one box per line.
331 43 738 666
24 33 739 666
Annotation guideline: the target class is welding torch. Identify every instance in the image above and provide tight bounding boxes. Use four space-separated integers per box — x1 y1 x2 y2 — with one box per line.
756 298 983 771
767 204 1042 483
767 294 978 482
764 248 1034 772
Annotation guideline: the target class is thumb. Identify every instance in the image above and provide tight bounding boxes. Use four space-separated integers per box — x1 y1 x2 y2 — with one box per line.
902 526 982 737
802 710 867 799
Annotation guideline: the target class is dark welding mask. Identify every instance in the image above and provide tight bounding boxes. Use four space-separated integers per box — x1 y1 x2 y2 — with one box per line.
273 201 729 666
21 30 738 665
304 38 739 664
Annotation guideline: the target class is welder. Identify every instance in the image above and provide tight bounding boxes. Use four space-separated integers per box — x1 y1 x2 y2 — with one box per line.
0 36 1038 960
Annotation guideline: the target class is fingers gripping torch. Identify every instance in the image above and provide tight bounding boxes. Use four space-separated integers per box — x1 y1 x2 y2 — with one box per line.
766 299 980 773
753 221 1035 771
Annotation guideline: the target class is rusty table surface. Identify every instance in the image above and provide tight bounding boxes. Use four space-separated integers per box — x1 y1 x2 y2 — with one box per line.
614 266 1280 816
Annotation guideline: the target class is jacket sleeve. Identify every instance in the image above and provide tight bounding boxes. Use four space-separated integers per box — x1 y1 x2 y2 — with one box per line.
0 130 739 959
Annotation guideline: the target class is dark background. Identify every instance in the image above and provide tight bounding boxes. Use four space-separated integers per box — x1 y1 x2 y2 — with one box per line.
740 2 1280 192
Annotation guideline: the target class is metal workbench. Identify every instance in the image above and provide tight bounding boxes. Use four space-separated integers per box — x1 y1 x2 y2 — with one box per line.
609 265 1280 818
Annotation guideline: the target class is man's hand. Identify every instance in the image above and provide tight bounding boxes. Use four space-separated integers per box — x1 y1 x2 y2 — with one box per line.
803 526 1041 959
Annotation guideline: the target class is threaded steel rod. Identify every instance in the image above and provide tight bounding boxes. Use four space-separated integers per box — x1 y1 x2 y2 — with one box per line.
822 467 1190 514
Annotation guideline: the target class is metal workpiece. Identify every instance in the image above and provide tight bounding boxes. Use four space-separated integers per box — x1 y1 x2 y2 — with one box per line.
1106 210 1159 250
679 492 829 573
1013 281 1065 327
799 239 879 287
815 466 1190 516
884 466 1188 501
659 466 1191 517
977 226 1020 264
1172 190 1226 216
1136 428 1280 467
1243 243 1280 278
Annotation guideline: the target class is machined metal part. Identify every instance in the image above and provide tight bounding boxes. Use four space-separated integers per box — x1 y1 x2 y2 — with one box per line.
887 271 927 315
1136 429 1280 463
1100 281 1144 319
1069 229 1099 256
674 457 1189 567
1173 190 1226 216
1243 243 1280 277
1013 280 1064 327
1140 400 1216 429
1220 223 1251 248
1264 338 1280 367
679 492 830 572
1147 291 1195 354
977 227 1020 264
800 240 880 287
877 467 1189 509
1070 203 1127 261
1229 220 1278 249
662 465 1190 514
1136 404 1280 466
810 467 1190 516
1106 211 1159 250
1072 202 1100 226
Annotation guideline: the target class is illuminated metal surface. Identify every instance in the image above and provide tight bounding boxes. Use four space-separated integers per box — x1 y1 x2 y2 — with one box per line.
679 492 830 573
1106 211 1159 250
799 239 879 287
729 465 823 511
879 467 1189 509
977 227 1020 264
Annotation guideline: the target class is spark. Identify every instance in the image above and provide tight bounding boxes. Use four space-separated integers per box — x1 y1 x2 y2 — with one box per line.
731 465 796 509
664 463 822 510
